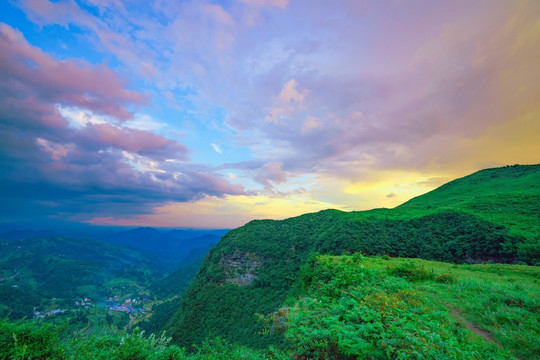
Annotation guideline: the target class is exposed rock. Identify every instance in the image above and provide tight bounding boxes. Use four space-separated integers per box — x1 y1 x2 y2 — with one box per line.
221 251 261 286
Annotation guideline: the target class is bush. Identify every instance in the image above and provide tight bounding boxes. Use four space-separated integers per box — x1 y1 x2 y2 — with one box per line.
387 262 435 281
435 273 457 284
0 319 65 360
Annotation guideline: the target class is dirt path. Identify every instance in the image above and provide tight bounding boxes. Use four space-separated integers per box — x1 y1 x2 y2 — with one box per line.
0 271 18 282
125 313 134 330
449 308 497 345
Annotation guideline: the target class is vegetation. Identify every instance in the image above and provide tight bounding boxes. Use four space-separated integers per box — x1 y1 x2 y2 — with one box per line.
0 236 173 320
1 255 537 359
283 255 538 359
138 246 213 335
0 319 286 360
167 164 539 348
0 164 538 358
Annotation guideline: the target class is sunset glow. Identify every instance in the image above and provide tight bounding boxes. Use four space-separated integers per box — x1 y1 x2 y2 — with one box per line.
1 0 539 228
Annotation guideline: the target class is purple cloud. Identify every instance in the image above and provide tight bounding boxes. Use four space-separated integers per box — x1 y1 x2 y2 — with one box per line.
0 23 146 120
0 22 246 224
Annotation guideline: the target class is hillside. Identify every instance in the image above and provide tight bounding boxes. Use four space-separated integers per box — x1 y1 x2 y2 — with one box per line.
2 255 536 359
0 236 170 319
166 164 540 349
282 254 539 359
138 245 214 335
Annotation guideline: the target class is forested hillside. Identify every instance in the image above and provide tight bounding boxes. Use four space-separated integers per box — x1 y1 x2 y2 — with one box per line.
138 245 214 335
2 254 537 359
166 164 540 349
0 236 169 319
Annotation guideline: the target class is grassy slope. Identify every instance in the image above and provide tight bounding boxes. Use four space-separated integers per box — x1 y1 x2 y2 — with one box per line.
285 255 539 360
167 164 540 348
342 164 540 237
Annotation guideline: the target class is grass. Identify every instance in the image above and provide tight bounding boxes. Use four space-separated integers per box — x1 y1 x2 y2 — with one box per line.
286 255 539 359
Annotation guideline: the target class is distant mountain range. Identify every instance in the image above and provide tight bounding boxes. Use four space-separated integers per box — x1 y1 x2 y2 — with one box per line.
99 227 228 263
0 227 229 265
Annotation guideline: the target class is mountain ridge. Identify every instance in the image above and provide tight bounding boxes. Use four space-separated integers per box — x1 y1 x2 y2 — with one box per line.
165 164 540 349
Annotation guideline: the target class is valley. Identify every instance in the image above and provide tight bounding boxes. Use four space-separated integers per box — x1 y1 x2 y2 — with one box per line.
0 164 538 359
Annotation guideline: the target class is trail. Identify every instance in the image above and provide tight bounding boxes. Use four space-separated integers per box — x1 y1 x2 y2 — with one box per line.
125 313 134 330
0 271 18 282
449 307 497 344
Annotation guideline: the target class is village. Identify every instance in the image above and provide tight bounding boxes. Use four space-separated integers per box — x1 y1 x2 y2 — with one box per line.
105 295 150 314
33 295 151 319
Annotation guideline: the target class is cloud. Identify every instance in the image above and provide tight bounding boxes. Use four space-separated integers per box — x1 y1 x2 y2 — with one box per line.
203 4 235 26
36 138 75 161
239 0 289 25
253 161 288 191
301 116 323 133
0 23 147 120
4 0 540 227
265 79 308 123
0 22 246 224
211 143 223 155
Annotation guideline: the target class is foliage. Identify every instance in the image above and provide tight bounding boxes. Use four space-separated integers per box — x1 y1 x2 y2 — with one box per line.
284 255 537 359
0 320 288 360
168 164 540 349
0 254 538 359
386 261 435 281
0 318 65 360
0 236 170 320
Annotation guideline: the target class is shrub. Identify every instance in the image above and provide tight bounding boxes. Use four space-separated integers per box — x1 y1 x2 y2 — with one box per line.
435 273 457 284
387 262 435 281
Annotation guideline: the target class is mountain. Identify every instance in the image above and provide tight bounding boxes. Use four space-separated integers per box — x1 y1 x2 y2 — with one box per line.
0 229 60 241
3 254 536 359
0 236 170 319
101 227 227 263
138 245 214 335
165 164 540 349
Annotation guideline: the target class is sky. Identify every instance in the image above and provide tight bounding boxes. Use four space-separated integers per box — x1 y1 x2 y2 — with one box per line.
0 0 539 229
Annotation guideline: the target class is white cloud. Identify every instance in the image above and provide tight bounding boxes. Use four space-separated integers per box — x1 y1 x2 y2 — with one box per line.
124 113 166 131
58 105 111 128
211 143 223 154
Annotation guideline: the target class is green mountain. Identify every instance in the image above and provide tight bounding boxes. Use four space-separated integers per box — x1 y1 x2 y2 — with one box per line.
3 255 536 359
138 245 213 335
165 164 540 349
0 236 171 319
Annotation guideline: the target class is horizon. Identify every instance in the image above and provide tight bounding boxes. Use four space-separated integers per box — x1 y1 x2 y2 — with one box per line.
1 0 539 229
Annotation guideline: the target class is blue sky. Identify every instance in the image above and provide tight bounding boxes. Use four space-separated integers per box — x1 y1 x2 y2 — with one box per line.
1 0 539 228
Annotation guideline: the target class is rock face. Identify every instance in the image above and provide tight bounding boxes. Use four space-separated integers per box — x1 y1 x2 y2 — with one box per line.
221 251 261 286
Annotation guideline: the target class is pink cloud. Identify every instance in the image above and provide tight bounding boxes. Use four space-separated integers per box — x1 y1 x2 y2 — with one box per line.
239 0 288 25
0 23 147 120
265 79 308 123
203 4 235 26
36 138 76 161
254 162 287 191
79 123 188 160
239 0 288 9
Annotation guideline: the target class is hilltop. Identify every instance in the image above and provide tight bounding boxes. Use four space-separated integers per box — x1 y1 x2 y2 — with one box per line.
165 164 540 349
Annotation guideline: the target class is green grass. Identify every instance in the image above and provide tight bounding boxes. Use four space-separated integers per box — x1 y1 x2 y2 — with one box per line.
345 164 540 242
284 255 539 359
